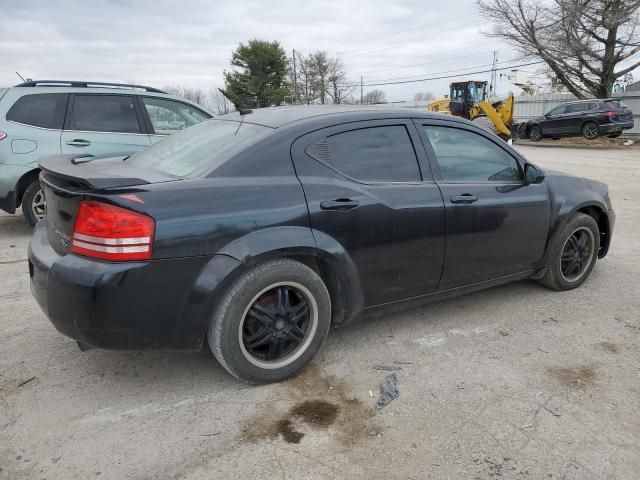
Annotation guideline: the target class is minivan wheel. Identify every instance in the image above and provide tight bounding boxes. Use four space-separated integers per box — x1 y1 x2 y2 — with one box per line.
582 122 600 140
538 213 600 291
22 180 46 227
208 258 331 384
528 125 543 141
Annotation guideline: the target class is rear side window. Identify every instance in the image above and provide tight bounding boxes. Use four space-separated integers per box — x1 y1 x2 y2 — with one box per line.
68 95 141 133
565 103 587 113
6 93 68 129
142 97 210 135
126 120 271 177
308 126 421 182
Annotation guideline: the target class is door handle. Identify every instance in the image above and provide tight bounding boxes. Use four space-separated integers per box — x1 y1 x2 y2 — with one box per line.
320 199 359 211
450 194 478 204
66 139 91 147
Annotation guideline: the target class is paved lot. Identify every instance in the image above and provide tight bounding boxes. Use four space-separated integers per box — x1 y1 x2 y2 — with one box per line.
1 145 639 480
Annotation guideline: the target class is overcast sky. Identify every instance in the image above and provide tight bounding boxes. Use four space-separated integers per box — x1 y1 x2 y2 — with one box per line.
1 0 635 102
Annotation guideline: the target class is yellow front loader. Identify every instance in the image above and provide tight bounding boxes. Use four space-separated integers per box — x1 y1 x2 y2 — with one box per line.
428 80 516 140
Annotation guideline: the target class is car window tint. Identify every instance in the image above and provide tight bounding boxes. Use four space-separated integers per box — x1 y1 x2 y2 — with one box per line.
313 126 420 182
423 126 522 182
547 105 566 116
126 120 271 177
143 97 210 135
566 103 587 113
69 95 141 133
6 93 68 129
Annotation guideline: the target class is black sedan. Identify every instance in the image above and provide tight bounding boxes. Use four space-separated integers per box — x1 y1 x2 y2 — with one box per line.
522 98 634 141
29 106 615 383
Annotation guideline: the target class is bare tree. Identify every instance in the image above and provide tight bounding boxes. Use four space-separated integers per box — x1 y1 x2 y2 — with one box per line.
163 85 209 105
363 89 387 104
327 57 354 104
292 50 352 104
208 89 234 115
478 0 640 98
413 91 435 102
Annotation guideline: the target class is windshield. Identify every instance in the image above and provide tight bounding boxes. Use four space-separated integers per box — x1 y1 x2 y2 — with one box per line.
126 119 272 177
468 82 486 103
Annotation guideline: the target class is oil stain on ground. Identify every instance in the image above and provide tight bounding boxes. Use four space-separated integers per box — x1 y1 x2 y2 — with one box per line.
598 341 621 353
242 365 380 445
547 365 597 389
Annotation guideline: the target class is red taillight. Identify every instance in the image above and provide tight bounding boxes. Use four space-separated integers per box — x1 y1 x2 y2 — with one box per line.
71 201 154 261
606 111 615 118
0 131 6 141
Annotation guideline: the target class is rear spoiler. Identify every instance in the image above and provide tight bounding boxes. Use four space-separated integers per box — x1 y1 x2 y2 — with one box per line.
38 154 166 190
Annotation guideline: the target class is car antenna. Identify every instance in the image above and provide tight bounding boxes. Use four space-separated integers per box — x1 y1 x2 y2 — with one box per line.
218 88 252 115
15 72 26 82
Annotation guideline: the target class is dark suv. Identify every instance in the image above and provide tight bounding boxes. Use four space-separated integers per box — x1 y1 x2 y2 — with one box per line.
523 98 634 141
29 106 614 384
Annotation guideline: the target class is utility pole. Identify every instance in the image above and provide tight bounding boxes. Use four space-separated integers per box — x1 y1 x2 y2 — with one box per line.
360 76 363 105
489 50 498 98
292 49 297 105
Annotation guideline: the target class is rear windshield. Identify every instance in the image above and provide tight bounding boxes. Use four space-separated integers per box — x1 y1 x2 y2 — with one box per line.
126 119 271 177
605 100 629 109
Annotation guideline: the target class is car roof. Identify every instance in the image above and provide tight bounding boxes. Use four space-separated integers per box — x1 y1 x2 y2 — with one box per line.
6 82 215 115
218 105 467 129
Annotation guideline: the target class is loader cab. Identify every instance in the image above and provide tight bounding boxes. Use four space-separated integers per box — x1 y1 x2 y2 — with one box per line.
449 81 488 119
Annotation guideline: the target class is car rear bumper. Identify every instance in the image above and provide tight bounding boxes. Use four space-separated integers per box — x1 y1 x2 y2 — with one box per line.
28 221 242 351
0 190 16 214
600 120 634 133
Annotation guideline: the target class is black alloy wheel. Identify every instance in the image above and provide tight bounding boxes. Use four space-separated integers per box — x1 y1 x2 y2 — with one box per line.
559 227 595 282
241 283 314 365
582 122 600 140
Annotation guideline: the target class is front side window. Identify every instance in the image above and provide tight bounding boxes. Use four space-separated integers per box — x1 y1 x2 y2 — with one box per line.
6 93 68 129
68 95 141 133
546 105 566 116
308 125 421 183
423 126 522 182
142 97 210 135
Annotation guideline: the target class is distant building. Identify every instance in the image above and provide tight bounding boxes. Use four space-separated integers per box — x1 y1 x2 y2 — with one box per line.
625 81 640 92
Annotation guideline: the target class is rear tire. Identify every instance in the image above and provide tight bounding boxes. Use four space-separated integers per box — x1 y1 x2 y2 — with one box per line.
538 213 600 291
528 125 543 142
22 180 46 227
582 121 600 140
208 258 331 384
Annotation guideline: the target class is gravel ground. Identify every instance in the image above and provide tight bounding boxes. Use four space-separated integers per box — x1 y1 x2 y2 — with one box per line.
1 145 639 480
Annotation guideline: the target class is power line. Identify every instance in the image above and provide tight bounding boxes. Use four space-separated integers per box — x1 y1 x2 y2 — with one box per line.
349 50 493 76
338 20 480 57
334 12 477 47
345 56 537 85
338 60 545 88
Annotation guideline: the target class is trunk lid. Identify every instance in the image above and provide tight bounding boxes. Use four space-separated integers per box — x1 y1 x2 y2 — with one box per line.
39 154 176 256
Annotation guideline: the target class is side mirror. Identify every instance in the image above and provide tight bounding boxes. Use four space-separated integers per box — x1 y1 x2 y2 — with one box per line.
544 114 551 119
524 163 545 184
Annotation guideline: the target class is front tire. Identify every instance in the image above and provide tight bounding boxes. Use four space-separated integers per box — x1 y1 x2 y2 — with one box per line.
538 213 600 291
208 258 331 384
22 180 46 227
528 125 543 142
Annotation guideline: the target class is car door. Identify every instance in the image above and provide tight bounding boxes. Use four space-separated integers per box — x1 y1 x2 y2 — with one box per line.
291 120 445 307
558 103 589 135
539 105 567 135
139 96 211 144
416 120 551 290
61 94 151 157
